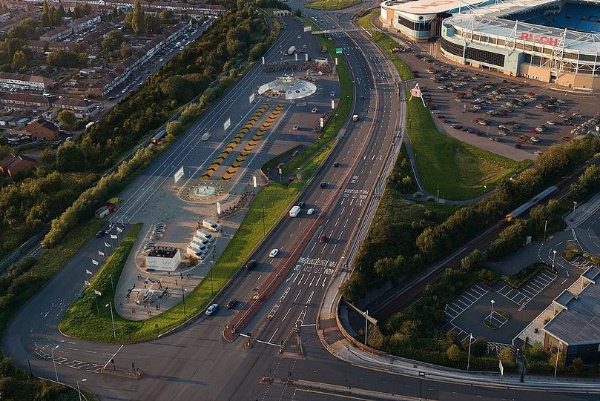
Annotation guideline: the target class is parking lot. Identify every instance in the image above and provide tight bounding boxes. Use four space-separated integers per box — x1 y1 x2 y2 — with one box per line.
443 269 557 343
396 45 600 160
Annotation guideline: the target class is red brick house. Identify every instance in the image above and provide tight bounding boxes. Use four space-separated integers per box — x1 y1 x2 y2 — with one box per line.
23 118 60 141
0 154 37 178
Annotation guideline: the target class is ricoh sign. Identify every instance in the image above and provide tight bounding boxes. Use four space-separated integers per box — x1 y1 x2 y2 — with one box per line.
520 32 559 46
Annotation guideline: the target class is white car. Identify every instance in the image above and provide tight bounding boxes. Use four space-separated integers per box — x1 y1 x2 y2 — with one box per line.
307 208 315 215
205 303 218 315
269 248 279 258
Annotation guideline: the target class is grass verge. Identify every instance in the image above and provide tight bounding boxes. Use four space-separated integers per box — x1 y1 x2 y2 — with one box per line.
305 0 361 10
355 10 531 200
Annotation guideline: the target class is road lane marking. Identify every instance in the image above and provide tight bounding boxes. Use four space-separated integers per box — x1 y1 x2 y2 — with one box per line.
268 328 278 344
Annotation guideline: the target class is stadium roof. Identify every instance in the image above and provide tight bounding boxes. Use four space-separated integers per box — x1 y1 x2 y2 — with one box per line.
382 0 487 15
444 13 600 53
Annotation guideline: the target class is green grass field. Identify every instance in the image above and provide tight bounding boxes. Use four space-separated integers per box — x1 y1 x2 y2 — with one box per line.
356 11 530 200
305 0 361 10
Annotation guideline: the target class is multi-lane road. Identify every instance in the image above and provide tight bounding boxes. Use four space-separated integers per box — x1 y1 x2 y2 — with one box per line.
3 5 600 401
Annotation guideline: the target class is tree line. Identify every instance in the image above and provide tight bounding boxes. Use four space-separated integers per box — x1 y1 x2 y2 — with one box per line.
341 136 600 372
0 1 279 257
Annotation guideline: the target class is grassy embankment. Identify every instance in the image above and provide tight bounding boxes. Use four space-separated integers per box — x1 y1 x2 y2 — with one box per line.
355 11 531 200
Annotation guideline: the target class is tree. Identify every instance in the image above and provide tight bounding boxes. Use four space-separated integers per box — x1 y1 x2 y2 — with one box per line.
498 347 515 368
159 9 176 24
572 357 585 374
101 30 125 52
56 143 86 173
145 14 161 34
57 110 77 130
446 344 461 362
12 50 27 70
120 42 134 61
131 0 146 34
41 1 50 27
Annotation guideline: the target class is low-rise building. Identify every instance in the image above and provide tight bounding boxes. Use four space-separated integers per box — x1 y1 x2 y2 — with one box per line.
0 72 54 92
23 118 60 141
0 153 38 178
543 267 600 364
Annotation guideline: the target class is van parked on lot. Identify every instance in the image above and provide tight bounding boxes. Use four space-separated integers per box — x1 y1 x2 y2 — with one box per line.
196 229 215 242
202 219 220 232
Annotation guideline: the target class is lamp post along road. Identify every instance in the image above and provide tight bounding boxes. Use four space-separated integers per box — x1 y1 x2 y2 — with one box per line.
77 378 87 401
51 345 59 382
106 302 116 338
490 300 495 325
572 201 577 222
554 341 562 377
552 250 557 270
467 333 473 370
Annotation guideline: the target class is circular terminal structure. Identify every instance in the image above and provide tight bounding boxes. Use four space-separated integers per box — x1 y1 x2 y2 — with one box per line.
258 75 317 100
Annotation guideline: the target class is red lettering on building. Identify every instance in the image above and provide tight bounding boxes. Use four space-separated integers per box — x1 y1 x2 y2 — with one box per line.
519 32 559 46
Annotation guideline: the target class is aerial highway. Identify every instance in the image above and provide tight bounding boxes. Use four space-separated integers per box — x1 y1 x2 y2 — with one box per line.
3 7 600 401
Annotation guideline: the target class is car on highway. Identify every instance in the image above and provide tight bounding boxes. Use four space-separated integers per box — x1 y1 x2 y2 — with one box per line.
95 230 105 238
307 208 315 215
227 299 238 309
297 201 305 208
245 259 257 270
311 108 318 113
333 162 340 167
269 248 279 258
320 182 327 188
205 303 218 315
319 235 327 243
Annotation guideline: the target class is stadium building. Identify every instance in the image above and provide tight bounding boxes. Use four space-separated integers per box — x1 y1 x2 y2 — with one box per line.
381 0 600 90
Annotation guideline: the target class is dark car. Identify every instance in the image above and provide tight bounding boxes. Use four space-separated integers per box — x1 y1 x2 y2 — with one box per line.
333 162 340 167
320 182 327 188
319 235 327 243
297 202 305 208
95 230 105 238
227 299 238 309
245 259 257 270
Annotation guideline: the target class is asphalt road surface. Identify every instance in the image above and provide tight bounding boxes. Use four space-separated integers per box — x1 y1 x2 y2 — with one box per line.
3 7 599 401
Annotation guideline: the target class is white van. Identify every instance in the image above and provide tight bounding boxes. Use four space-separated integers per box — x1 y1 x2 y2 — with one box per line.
196 229 215 241
202 219 220 232
193 235 209 246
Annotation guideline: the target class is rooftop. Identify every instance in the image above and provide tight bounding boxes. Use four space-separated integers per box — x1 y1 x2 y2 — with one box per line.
544 282 600 345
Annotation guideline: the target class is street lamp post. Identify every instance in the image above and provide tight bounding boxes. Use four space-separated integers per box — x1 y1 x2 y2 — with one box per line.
182 287 186 317
489 300 495 325
552 250 557 270
51 345 59 382
554 341 562 377
262 206 265 237
77 378 87 401
364 310 369 345
572 201 577 222
544 220 548 242
106 302 115 338
467 333 473 370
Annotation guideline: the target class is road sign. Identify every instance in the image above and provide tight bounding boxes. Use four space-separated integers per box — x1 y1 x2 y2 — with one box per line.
336 47 343 54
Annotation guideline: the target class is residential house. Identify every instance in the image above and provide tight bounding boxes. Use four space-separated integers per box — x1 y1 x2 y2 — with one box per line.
0 93 50 112
23 118 60 141
53 97 96 118
0 72 54 92
0 154 38 178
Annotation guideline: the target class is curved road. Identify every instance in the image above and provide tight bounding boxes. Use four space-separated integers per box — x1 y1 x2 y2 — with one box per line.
3 6 599 401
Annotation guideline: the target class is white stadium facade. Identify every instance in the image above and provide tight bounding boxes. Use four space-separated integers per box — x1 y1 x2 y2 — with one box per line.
381 0 600 90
